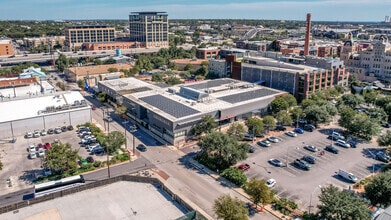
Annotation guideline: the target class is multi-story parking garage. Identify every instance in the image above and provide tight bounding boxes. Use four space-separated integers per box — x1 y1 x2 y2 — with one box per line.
0 91 91 140
98 77 286 146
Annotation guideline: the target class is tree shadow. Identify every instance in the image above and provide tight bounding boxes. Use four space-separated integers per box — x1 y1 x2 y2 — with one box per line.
19 169 42 184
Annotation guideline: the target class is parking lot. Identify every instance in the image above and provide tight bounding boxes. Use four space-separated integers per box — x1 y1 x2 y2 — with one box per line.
241 125 387 210
0 125 105 198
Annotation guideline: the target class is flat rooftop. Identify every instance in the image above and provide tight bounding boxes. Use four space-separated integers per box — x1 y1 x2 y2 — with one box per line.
109 77 286 122
0 181 187 220
243 56 321 73
0 91 89 123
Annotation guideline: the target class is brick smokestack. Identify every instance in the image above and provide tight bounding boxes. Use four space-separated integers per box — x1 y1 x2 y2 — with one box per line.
304 13 311 56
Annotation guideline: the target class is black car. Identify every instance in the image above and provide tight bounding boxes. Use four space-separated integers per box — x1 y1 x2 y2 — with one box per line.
275 125 287 131
47 128 54 134
303 124 315 132
86 156 94 163
302 155 316 164
91 147 105 155
376 151 390 163
325 145 339 154
136 144 147 152
293 159 311 170
61 126 67 132
67 125 74 131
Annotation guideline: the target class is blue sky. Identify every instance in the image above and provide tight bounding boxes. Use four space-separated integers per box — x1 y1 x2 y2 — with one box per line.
0 0 389 21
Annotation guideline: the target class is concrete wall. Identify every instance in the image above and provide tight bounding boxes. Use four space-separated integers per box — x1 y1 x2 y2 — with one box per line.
0 108 91 140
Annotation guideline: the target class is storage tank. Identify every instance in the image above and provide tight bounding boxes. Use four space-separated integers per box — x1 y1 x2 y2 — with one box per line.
116 49 121 56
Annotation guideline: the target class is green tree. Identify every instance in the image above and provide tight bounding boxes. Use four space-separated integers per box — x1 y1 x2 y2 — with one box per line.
362 89 379 104
184 63 193 71
338 107 356 129
115 106 127 115
77 79 84 89
151 73 164 82
197 132 247 170
97 92 107 102
245 117 264 136
44 142 79 176
165 76 182 85
276 111 293 126
282 94 297 107
226 123 246 140
244 179 274 208
270 97 289 114
342 94 364 109
213 195 248 220
291 107 304 121
221 167 247 186
349 113 380 141
377 130 391 147
304 105 330 126
263 116 276 132
192 115 217 136
366 108 388 123
301 99 316 110
365 171 391 207
106 131 126 153
55 54 68 72
107 67 118 73
317 185 371 220
0 160 3 170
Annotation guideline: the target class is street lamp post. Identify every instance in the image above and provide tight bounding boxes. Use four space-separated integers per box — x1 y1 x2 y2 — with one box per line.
309 185 322 214
130 125 137 155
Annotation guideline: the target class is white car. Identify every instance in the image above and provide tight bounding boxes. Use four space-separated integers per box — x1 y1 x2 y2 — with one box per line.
28 144 36 153
29 152 37 159
25 132 33 138
266 178 276 188
41 129 47 136
336 140 350 148
37 149 45 157
33 130 41 138
267 136 279 143
286 131 297 137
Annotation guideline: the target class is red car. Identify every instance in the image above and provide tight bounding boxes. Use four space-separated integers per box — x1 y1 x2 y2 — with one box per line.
43 143 51 149
238 163 251 171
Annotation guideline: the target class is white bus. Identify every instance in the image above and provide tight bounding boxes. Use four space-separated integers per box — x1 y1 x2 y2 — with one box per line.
34 175 85 197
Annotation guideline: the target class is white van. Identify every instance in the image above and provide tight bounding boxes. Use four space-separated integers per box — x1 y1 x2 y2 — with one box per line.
338 169 357 183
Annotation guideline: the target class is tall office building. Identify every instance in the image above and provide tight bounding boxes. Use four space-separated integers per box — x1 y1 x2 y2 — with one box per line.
64 25 115 51
129 12 169 48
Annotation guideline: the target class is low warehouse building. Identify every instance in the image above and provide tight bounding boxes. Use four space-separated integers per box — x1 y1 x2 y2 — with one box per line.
0 91 91 140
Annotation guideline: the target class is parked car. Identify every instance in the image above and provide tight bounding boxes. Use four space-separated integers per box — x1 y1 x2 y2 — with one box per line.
43 168 52 176
302 155 316 164
303 124 315 132
37 149 45 157
43 143 51 149
325 145 339 154
376 151 391 163
29 152 37 159
33 130 41 138
243 133 256 141
338 169 358 183
86 156 94 163
67 125 74 131
248 145 255 153
238 163 251 171
268 158 283 167
90 104 97 110
136 144 147 152
47 128 54 134
25 132 33 138
275 125 287 131
285 131 297 137
266 178 276 188
91 147 105 155
79 158 88 166
54 127 62 134
255 133 265 138
28 144 36 153
304 145 318 152
87 143 101 152
336 140 351 148
294 128 304 134
328 131 345 140
257 140 271 147
267 136 279 143
104 116 113 122
348 140 358 148
61 126 67 132
293 159 311 170
41 129 47 136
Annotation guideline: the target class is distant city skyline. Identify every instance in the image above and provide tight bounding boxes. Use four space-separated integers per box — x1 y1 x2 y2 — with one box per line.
0 0 390 22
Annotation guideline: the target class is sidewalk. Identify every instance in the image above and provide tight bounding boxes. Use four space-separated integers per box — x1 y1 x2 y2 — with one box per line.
189 159 287 220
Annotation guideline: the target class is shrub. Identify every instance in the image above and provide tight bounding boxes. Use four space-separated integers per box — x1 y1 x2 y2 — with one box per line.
93 161 102 167
221 167 247 186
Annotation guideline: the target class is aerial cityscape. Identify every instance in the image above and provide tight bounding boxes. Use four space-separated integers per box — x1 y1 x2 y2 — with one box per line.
0 1 391 220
